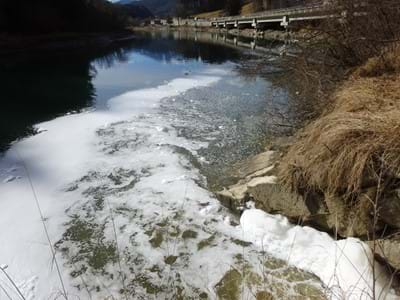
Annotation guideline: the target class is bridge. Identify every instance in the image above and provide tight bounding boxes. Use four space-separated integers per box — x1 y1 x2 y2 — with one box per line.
209 3 335 29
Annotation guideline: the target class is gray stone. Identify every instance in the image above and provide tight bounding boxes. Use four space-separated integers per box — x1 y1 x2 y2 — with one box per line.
379 189 400 229
247 177 311 221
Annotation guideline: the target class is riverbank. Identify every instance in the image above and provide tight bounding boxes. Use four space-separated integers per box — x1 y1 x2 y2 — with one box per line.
215 45 400 297
130 24 299 42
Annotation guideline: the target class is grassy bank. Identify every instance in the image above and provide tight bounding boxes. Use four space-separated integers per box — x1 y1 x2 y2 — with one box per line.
281 53 400 198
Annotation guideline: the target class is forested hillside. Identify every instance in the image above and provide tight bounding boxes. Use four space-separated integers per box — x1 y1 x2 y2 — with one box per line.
0 0 127 34
0 0 155 34
120 0 176 16
176 0 242 16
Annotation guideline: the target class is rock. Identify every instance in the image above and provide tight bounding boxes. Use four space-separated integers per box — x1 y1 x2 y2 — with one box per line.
215 184 250 214
215 149 387 240
379 189 400 229
324 188 383 238
216 150 312 222
247 177 311 221
233 151 278 179
216 171 313 222
368 235 400 270
256 291 274 300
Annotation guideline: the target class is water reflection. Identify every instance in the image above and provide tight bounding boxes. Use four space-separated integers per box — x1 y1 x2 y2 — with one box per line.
139 30 284 56
0 36 242 152
0 32 282 152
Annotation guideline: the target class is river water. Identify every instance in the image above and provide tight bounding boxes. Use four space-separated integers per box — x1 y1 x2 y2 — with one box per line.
0 33 325 299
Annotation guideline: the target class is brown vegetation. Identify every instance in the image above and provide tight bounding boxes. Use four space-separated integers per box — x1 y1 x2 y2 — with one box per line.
278 0 400 201
280 46 400 199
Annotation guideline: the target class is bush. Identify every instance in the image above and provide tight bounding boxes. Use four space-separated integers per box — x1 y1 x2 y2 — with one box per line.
320 0 400 67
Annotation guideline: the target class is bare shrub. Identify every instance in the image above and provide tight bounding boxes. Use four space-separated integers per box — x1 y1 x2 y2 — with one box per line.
319 0 400 67
355 43 400 77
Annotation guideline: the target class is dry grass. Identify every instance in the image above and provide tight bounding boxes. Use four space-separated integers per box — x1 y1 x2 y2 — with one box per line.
280 50 400 198
193 10 224 18
193 1 256 18
240 2 256 15
355 44 400 78
280 110 400 196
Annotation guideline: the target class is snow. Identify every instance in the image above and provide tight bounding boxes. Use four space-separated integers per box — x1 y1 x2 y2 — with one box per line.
239 209 397 300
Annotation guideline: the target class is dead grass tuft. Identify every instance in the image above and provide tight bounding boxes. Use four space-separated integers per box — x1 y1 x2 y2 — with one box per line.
280 111 400 197
280 59 400 198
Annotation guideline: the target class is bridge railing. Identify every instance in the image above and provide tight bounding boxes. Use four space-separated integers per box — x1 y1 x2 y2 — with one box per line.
211 3 332 23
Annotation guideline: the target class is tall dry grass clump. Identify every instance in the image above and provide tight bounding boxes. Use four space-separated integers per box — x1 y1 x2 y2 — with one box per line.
280 110 400 197
280 45 400 199
279 0 400 199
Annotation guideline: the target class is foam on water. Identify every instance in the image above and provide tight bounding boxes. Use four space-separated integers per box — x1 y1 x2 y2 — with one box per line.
0 65 395 300
0 72 227 298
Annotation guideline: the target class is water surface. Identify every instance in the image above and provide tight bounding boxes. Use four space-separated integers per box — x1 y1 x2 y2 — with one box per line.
0 33 323 299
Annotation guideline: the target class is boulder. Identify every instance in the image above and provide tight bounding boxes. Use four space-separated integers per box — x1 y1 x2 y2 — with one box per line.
216 150 321 223
247 176 311 221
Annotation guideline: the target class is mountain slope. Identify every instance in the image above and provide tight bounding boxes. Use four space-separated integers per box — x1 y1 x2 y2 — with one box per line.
117 2 154 18
118 0 176 16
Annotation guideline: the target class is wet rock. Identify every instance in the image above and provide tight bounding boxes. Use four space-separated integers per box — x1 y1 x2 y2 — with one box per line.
215 259 325 300
247 177 311 221
216 150 311 221
215 269 241 300
256 291 274 300
324 188 382 238
379 188 400 229
149 230 164 248
182 229 198 239
164 255 178 265
197 234 216 250
216 174 311 222
216 184 250 214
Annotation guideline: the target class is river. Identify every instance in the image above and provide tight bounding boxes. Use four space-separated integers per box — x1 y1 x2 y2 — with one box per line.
0 32 325 299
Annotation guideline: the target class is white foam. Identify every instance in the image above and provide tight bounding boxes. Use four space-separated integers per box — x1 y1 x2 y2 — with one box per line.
239 209 397 299
0 73 221 299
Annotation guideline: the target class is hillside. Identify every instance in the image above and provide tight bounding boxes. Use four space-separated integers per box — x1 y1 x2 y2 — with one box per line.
119 0 176 16
0 0 125 34
117 2 154 19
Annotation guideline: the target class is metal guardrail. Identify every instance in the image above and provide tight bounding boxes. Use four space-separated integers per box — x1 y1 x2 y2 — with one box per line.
210 3 331 24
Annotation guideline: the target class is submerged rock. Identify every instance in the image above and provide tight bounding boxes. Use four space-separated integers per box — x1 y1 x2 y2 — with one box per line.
214 258 326 300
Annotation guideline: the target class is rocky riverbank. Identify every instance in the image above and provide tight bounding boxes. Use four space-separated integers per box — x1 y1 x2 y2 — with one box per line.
131 24 304 42
215 54 400 290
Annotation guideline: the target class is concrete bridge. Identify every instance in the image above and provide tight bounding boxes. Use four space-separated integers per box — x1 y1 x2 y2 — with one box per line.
158 2 367 30
210 3 335 29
